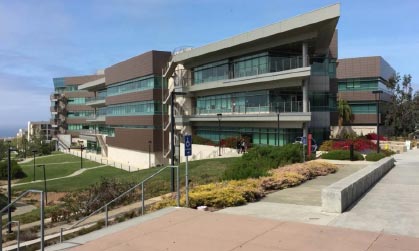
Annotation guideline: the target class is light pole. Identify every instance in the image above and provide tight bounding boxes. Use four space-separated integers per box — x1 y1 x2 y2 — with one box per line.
170 91 186 192
37 164 48 204
32 150 38 182
7 141 17 233
78 141 85 169
276 106 280 146
372 90 383 153
217 113 222 156
148 140 152 168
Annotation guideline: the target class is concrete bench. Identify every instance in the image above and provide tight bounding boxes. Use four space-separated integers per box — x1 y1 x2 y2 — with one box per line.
321 157 395 213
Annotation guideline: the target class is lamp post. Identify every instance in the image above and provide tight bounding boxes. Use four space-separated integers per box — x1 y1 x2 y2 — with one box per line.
7 141 17 233
217 113 222 156
276 106 280 146
78 141 85 169
170 91 186 192
37 164 48 204
372 90 383 153
148 140 152 168
32 150 38 182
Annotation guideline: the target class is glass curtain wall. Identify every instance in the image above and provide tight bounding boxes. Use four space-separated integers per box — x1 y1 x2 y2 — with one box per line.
195 126 301 146
107 101 162 116
107 75 163 96
196 88 303 115
192 51 305 85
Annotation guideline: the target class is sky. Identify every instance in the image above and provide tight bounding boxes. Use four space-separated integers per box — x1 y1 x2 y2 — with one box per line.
0 0 418 137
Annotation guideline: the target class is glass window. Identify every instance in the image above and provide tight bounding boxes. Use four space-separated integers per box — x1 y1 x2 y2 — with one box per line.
107 75 160 96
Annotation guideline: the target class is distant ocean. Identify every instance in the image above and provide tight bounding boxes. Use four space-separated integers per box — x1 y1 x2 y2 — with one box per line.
0 126 20 138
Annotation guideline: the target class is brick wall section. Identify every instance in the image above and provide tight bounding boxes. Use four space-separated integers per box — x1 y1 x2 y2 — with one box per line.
106 89 163 105
339 91 392 102
106 128 163 151
105 50 171 86
337 56 395 80
350 114 381 125
64 91 95 98
66 118 88 124
64 75 104 86
66 105 94 112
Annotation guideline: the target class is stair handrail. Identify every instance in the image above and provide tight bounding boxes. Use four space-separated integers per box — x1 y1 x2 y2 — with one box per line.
59 165 180 243
1 221 20 251
0 190 45 251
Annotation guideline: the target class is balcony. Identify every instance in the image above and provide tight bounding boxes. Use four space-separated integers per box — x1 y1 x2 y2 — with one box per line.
85 96 106 107
173 56 310 93
86 115 106 123
175 101 311 123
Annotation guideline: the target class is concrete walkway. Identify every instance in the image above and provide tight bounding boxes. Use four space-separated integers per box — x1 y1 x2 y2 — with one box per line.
329 149 419 237
48 208 419 251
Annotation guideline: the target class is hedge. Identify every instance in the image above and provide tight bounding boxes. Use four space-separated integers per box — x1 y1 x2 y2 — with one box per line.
365 152 386 161
321 150 364 161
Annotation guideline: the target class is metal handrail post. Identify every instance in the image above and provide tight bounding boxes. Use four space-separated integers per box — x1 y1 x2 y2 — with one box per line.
176 166 180 207
105 205 108 227
40 191 45 250
141 182 145 215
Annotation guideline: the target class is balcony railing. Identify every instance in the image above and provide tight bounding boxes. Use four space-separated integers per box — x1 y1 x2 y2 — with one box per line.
86 96 106 104
189 101 307 116
173 55 307 88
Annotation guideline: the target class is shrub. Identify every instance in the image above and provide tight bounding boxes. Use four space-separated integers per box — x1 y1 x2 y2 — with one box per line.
0 160 26 180
332 138 376 152
381 149 395 156
366 133 387 141
260 161 338 190
321 150 364 160
365 152 387 161
223 144 303 180
319 140 334 151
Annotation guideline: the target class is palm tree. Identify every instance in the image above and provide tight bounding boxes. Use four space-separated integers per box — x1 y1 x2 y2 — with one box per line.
337 98 353 129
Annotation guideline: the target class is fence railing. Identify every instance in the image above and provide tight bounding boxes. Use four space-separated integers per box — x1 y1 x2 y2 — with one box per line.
192 101 307 116
59 165 180 243
0 190 45 251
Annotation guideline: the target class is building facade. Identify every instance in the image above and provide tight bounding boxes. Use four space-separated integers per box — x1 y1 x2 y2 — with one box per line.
52 51 171 169
334 56 395 136
163 3 340 157
27 121 53 142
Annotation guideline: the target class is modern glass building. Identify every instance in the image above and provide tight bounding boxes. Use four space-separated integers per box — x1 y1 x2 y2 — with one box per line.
163 4 340 151
334 56 395 136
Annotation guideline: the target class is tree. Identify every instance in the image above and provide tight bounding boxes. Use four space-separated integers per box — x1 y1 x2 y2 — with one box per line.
385 73 416 137
337 98 353 129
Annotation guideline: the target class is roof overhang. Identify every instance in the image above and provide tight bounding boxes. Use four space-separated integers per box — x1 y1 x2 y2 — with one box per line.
79 77 106 91
173 3 340 67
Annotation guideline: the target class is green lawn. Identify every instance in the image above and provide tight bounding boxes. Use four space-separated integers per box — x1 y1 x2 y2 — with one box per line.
18 154 104 183
13 157 238 193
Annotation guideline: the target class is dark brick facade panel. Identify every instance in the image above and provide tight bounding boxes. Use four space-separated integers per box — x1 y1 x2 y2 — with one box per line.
337 57 381 79
106 89 163 105
66 105 95 112
339 91 392 102
66 118 88 124
106 128 163 151
106 115 163 126
351 114 382 125
64 75 104 86
105 51 171 86
64 91 95 98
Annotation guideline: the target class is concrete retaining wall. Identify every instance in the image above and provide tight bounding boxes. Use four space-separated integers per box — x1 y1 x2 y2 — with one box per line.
321 157 395 213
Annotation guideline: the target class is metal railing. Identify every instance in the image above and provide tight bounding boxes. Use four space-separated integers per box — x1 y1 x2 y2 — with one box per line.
85 96 106 104
2 221 20 251
172 55 307 88
59 165 180 243
0 190 45 251
191 101 306 116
